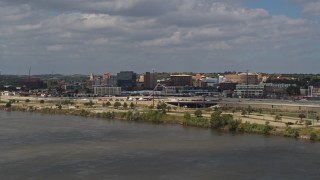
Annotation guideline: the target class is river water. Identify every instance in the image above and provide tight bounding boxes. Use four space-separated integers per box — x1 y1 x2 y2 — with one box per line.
1 111 320 180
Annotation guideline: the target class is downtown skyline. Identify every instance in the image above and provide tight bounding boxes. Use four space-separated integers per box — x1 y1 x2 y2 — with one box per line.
0 0 320 75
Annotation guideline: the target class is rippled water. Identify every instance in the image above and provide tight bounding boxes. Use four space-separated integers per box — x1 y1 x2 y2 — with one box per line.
1 111 320 180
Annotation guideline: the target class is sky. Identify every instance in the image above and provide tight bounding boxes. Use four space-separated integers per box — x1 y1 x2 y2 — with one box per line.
0 0 320 75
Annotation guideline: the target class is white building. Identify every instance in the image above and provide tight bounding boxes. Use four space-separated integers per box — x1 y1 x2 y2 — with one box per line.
1 91 16 96
234 84 265 98
93 86 121 96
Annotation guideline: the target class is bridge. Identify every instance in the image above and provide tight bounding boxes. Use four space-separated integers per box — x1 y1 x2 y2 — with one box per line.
166 100 218 108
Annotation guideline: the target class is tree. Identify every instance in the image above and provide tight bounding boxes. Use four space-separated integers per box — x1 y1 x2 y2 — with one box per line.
299 113 306 121
123 102 128 109
40 100 45 104
194 110 202 117
114 102 121 109
106 101 111 106
25 99 30 103
316 116 320 122
130 102 135 109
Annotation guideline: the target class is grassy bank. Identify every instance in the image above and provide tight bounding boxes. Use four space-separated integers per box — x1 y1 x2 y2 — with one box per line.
1 101 320 142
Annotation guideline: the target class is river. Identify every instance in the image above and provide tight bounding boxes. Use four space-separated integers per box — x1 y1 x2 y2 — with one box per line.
1 111 320 180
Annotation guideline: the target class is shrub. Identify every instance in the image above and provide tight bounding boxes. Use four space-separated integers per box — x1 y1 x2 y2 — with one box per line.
305 120 312 127
183 113 210 127
126 110 140 121
126 111 133 120
237 122 269 134
210 111 222 128
310 132 317 141
247 105 253 114
210 111 233 129
80 109 90 117
184 112 191 120
84 100 94 107
285 127 299 138
194 110 202 117
241 110 247 116
227 119 241 131
274 115 282 121
101 112 115 119
61 100 74 105
9 99 16 103
40 100 45 104
140 110 168 123
25 99 30 103
121 112 127 119
157 102 167 113
263 122 273 135
5 102 12 108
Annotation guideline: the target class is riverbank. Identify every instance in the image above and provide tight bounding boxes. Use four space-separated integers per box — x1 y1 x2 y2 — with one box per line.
1 98 320 141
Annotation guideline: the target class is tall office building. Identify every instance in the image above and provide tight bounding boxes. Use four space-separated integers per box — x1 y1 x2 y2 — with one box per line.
117 71 137 90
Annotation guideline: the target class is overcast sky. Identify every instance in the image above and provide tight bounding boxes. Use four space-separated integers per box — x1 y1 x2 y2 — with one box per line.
0 0 320 75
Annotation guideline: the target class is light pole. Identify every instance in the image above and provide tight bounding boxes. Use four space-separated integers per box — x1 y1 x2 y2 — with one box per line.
152 68 155 108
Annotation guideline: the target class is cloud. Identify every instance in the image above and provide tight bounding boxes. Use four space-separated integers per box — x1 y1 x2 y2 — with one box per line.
0 0 320 74
303 2 320 16
46 45 64 51
289 0 320 16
